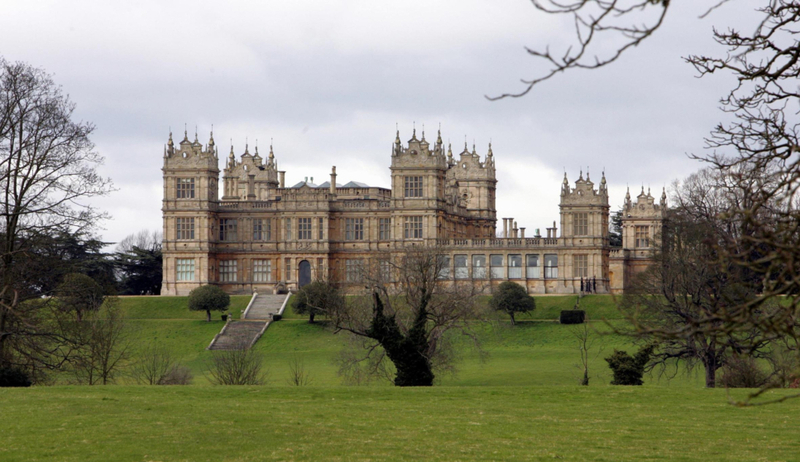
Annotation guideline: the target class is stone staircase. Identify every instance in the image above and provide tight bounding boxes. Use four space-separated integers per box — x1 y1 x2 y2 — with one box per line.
243 294 287 320
207 293 290 351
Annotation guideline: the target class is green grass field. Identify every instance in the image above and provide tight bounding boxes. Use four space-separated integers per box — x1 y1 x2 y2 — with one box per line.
2 385 798 461
4 294 794 461
116 294 642 387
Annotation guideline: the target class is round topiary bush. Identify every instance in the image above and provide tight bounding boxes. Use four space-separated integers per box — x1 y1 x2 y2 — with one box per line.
188 285 230 322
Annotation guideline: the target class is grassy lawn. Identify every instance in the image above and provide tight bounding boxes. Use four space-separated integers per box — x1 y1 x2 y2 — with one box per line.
5 294 795 461
1 385 798 461
112 294 690 387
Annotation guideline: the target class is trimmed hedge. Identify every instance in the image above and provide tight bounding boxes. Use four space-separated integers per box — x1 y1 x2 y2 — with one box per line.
559 310 586 324
0 366 32 387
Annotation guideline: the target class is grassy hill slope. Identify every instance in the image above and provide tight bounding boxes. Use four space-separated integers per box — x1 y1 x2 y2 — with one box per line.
114 294 698 387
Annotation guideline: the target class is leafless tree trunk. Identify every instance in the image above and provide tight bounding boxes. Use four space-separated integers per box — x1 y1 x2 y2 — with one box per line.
329 246 486 386
0 57 112 376
572 319 599 386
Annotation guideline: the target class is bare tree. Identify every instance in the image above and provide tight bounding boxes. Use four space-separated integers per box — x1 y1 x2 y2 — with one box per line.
69 301 130 385
0 57 112 377
329 246 486 387
572 318 603 385
206 340 267 385
130 341 191 385
114 229 161 255
513 1 800 404
620 169 784 388
286 354 313 386
490 0 670 99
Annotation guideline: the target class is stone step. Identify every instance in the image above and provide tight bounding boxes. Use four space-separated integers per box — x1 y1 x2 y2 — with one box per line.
208 321 266 350
244 294 289 320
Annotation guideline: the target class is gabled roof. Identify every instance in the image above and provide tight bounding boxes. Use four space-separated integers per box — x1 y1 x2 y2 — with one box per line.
341 181 369 188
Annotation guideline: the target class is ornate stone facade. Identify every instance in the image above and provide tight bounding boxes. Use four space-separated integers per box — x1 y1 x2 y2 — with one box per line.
161 128 659 296
608 187 667 293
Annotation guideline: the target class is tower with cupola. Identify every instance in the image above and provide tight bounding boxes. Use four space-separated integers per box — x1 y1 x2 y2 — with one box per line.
558 170 610 289
161 130 220 295
389 126 449 242
445 141 497 237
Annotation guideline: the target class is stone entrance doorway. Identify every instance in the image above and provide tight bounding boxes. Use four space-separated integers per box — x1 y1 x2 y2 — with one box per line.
298 260 311 287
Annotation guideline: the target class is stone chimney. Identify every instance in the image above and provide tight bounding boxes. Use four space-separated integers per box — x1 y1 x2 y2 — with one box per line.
279 171 286 188
330 166 337 195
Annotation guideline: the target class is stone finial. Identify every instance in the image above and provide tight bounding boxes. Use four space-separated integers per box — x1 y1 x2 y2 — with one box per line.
660 186 667 207
487 141 493 158
395 125 401 145
208 128 215 148
437 124 442 145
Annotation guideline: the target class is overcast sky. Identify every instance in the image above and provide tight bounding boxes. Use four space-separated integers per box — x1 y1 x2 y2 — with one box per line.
1 1 753 245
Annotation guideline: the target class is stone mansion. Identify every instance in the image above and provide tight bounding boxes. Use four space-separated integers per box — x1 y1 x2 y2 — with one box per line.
161 128 664 296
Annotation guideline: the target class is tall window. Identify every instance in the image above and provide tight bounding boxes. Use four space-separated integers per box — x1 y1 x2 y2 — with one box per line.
404 176 423 197
404 216 422 239
454 254 468 279
635 226 650 248
379 218 391 240
345 259 363 282
219 219 237 241
490 255 504 279
266 218 272 241
508 254 522 279
176 178 195 199
176 259 195 281
285 218 292 241
574 254 588 278
253 219 265 241
574 212 588 236
345 218 364 240
284 258 291 281
318 217 324 240
298 217 312 240
253 260 272 283
526 255 540 279
437 255 450 280
379 259 393 282
176 217 194 240
220 260 237 282
544 254 558 279
472 255 486 279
